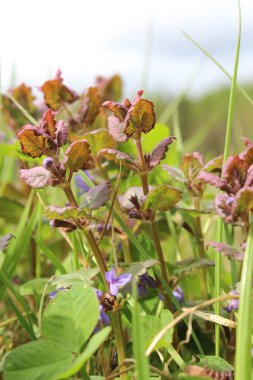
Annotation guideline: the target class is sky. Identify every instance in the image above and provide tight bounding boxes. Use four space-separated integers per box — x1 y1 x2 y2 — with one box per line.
1 0 253 98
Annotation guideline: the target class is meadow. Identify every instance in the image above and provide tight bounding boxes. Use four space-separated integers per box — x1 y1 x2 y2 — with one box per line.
0 9 253 380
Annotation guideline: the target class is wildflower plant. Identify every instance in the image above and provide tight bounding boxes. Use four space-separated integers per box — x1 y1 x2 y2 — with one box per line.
0 8 253 378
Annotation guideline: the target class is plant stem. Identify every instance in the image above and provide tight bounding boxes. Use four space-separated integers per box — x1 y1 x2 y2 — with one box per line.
193 198 208 299
62 183 127 377
135 135 171 308
215 0 241 356
235 213 253 380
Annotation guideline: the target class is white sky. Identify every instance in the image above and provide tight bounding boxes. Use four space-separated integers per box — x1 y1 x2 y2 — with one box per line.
1 0 252 98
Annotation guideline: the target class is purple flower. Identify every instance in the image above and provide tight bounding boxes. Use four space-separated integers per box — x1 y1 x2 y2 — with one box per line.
99 305 110 325
138 273 158 297
49 287 65 299
105 268 132 296
75 171 93 195
225 290 239 312
173 287 184 304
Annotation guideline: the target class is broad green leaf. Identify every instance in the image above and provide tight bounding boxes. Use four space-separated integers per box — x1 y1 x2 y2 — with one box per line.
59 327 111 379
198 355 233 371
129 259 159 277
20 278 54 296
50 268 99 288
42 285 99 352
84 128 115 155
63 140 91 172
144 310 173 351
141 184 182 211
3 340 73 380
44 205 90 220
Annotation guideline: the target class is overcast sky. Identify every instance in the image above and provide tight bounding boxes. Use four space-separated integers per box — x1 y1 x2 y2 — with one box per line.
1 0 252 98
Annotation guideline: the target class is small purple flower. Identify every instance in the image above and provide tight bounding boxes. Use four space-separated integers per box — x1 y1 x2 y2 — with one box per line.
49 287 65 299
99 305 110 325
173 287 184 304
138 273 158 297
225 290 239 312
105 268 132 296
75 171 93 195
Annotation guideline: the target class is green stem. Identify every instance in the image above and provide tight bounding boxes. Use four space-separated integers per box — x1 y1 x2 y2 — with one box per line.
215 0 241 356
235 214 253 380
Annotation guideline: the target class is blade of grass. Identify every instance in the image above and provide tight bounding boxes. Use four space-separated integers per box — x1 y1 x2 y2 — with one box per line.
132 279 151 380
214 0 241 356
235 214 253 380
34 237 67 274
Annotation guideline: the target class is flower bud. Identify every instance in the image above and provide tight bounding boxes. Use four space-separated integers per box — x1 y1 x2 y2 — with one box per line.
43 157 54 170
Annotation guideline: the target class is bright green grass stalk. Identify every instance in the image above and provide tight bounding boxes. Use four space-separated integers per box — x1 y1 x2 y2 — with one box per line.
214 0 241 356
132 280 151 380
235 214 253 380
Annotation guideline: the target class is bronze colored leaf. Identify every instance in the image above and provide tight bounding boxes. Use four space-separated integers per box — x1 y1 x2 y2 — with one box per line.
63 140 91 172
98 148 138 169
18 126 55 158
78 87 101 125
125 98 156 137
141 184 182 212
41 109 57 139
148 137 176 169
41 75 78 111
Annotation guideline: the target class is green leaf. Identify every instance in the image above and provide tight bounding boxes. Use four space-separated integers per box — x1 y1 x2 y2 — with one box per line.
42 285 99 352
84 128 116 155
20 278 54 296
78 87 101 125
44 205 91 220
49 268 99 288
174 258 214 275
34 238 67 274
144 310 173 351
63 140 91 172
59 327 111 379
141 184 182 212
197 355 233 371
3 340 73 380
129 259 159 277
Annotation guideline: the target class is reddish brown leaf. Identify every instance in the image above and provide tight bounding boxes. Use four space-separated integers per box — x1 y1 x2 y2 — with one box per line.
148 137 176 168
77 87 101 125
40 109 57 139
98 149 138 169
125 98 156 137
63 140 91 172
18 126 55 158
56 120 68 147
41 72 78 110
96 75 122 102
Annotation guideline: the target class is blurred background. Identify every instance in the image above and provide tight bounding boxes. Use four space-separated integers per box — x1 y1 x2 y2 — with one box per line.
1 0 253 154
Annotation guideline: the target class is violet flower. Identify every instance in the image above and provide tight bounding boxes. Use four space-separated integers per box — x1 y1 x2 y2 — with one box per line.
225 290 239 312
105 268 132 296
173 287 184 304
75 171 93 195
138 273 158 297
49 287 65 299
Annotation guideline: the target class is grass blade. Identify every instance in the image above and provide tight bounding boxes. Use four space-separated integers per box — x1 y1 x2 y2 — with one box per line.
235 215 253 380
34 238 67 275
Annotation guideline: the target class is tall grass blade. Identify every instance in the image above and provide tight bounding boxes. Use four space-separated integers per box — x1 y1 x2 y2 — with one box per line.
235 215 253 380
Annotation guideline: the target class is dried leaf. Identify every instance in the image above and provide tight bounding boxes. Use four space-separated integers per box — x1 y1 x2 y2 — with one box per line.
77 87 101 125
80 181 111 210
141 184 182 212
148 136 176 168
19 167 59 189
63 140 91 172
18 126 55 158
